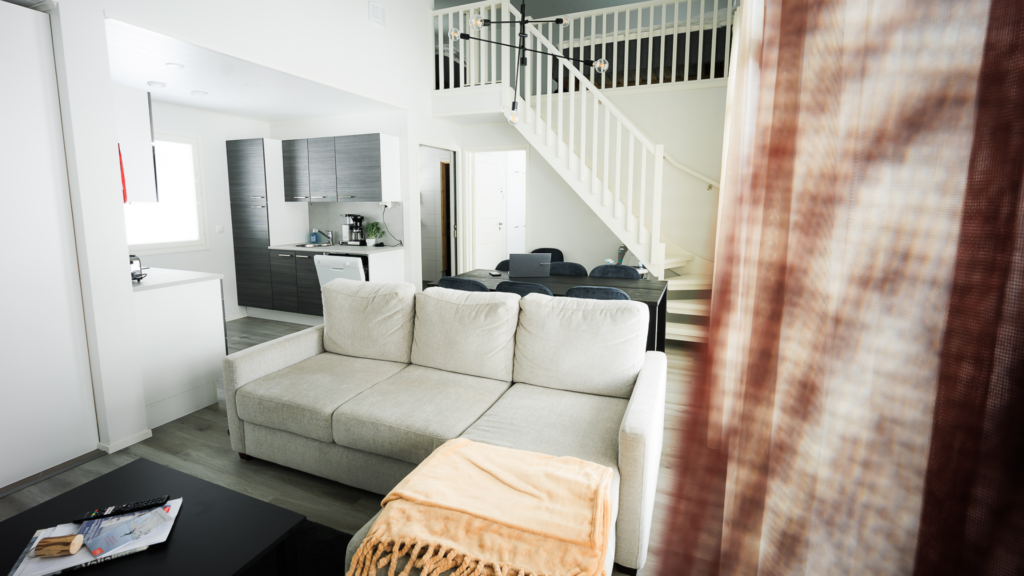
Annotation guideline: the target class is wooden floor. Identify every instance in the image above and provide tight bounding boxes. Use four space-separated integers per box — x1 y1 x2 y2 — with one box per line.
0 317 700 576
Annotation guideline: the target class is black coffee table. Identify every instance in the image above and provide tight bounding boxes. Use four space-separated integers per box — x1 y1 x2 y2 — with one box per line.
0 458 304 575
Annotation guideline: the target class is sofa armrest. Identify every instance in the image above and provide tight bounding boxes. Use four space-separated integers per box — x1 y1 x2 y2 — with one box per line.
616 351 667 570
223 324 324 454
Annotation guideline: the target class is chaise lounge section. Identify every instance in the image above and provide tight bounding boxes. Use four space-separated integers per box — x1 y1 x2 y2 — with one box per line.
223 279 667 571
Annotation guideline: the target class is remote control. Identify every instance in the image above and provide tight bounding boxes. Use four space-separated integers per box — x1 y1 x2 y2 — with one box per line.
76 496 170 523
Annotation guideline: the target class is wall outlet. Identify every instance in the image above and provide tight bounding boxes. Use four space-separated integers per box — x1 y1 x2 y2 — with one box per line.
379 201 392 209
216 225 224 233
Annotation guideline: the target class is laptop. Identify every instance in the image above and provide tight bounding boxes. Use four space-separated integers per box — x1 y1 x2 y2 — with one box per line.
508 253 551 278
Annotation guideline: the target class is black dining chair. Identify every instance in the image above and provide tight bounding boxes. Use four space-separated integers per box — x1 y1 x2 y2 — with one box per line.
531 248 565 262
438 276 490 292
565 286 631 301
550 261 588 276
495 259 510 272
590 264 642 280
496 281 553 297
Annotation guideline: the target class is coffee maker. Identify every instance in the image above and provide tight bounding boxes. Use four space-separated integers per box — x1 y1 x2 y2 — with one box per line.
342 214 365 245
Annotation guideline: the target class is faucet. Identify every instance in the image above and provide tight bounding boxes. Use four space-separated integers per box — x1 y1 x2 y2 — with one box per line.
312 229 334 245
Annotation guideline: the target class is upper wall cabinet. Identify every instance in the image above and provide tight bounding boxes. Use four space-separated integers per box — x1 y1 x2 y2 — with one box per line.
282 139 309 202
307 137 337 202
282 133 400 203
336 134 400 203
227 139 267 203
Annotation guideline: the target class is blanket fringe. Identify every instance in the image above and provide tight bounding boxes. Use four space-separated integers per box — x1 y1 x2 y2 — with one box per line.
346 537 579 576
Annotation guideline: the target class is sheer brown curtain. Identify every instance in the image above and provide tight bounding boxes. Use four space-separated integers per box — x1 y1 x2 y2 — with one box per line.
659 0 1024 574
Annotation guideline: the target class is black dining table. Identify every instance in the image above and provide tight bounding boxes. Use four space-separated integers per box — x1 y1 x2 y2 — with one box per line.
438 270 668 352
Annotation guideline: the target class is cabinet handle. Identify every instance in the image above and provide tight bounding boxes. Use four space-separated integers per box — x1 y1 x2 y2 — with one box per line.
250 205 266 208
249 196 264 199
293 196 309 199
340 195 356 199
277 254 292 257
312 196 328 199
296 255 309 258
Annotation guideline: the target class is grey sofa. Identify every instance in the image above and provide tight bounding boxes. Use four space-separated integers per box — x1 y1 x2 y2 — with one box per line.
223 280 667 571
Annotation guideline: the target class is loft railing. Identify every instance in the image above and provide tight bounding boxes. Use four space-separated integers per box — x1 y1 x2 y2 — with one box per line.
540 0 734 90
431 0 734 93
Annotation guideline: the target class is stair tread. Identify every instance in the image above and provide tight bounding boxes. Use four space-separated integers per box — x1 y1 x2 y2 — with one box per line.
667 299 710 315
665 322 709 342
667 275 713 289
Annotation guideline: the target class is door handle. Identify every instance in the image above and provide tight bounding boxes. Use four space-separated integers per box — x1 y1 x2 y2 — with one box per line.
293 196 309 199
296 255 309 258
277 254 292 257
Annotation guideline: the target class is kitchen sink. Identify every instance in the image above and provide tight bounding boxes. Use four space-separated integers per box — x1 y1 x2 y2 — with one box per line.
295 243 334 248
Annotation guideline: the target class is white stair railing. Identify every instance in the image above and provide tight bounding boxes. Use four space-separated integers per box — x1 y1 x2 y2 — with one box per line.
502 3 666 276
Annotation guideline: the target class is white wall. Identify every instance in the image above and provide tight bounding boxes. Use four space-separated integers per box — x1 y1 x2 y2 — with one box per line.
463 123 623 271
0 2 102 487
49 1 151 453
146 103 271 320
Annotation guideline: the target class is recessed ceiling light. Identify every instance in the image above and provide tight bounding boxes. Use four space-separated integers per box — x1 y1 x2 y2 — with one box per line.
147 81 166 88
165 62 184 69
191 90 208 96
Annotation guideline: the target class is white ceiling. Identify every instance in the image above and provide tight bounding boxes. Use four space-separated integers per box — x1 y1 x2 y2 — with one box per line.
105 19 398 123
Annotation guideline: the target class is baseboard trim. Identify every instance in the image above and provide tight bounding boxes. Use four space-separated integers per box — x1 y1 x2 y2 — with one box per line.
98 429 153 453
0 450 106 499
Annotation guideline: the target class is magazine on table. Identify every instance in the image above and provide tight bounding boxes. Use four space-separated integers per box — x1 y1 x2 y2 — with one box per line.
7 498 182 576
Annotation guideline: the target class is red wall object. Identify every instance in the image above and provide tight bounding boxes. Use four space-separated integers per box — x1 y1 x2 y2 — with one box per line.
118 144 127 203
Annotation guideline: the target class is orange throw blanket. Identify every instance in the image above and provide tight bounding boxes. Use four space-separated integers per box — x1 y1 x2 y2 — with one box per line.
346 439 614 576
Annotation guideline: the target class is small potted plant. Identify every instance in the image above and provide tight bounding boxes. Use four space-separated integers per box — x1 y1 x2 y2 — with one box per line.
364 222 385 246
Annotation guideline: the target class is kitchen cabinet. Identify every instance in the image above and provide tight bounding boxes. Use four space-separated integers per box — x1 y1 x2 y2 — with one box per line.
227 138 308 311
227 139 267 203
282 139 309 202
335 133 401 203
281 133 400 203
295 253 324 316
307 137 337 202
270 250 299 313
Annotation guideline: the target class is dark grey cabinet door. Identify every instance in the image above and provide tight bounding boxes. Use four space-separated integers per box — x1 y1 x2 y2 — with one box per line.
335 134 382 202
282 139 310 202
270 250 299 313
229 204 269 247
307 137 337 202
226 139 267 203
294 253 324 316
234 246 273 309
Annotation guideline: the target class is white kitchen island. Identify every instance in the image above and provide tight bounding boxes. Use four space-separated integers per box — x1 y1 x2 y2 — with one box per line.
132 268 226 428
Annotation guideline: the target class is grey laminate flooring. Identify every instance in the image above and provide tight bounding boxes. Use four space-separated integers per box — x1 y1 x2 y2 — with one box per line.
0 318 701 576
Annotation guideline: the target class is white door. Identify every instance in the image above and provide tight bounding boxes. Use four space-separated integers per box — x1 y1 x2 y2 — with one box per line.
473 152 504 269
506 151 527 254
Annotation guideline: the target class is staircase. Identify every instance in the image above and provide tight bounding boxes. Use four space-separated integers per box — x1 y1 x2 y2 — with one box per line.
432 1 727 337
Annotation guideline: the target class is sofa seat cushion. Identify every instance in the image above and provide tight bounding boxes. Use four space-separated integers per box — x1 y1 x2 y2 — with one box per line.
459 383 627 471
236 352 408 443
332 365 510 464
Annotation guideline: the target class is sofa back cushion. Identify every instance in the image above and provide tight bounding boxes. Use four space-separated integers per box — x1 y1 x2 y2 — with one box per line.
513 293 649 398
411 287 520 382
322 279 415 363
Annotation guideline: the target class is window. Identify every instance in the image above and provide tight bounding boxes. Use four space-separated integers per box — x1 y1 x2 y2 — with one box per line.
124 135 206 253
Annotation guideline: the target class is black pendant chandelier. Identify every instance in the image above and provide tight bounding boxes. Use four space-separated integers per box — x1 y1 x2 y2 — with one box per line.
450 1 609 124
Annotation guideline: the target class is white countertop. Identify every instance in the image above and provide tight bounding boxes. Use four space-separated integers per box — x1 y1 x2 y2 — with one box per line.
132 267 224 293
267 244 405 255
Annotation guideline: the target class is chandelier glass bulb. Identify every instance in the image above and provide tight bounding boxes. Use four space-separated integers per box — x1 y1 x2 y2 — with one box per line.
507 111 519 125
471 16 485 31
594 58 610 75
559 18 570 28
449 27 461 42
